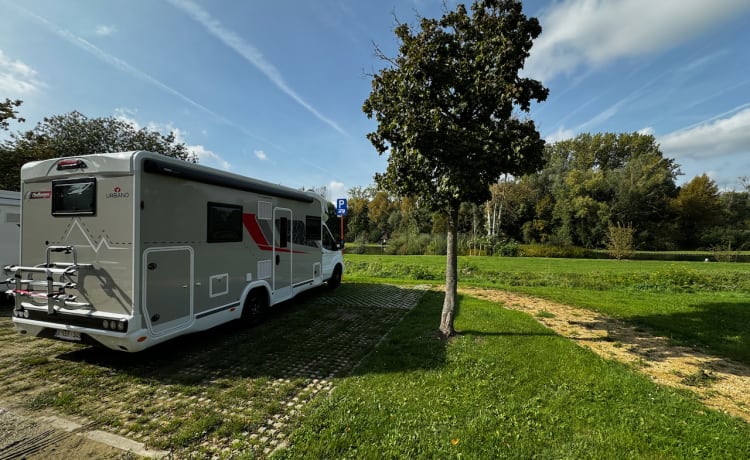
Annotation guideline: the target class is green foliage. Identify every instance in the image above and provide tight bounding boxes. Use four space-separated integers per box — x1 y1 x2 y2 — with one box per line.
363 0 548 211
384 232 447 256
520 244 593 258
0 110 194 190
0 98 25 131
672 174 723 249
607 221 635 260
495 238 520 257
343 131 748 253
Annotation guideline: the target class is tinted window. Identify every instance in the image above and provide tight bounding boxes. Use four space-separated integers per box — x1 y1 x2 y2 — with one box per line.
305 215 321 240
207 203 243 243
52 178 96 216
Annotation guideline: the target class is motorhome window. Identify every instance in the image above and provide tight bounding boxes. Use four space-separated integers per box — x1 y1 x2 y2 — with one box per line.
322 224 338 250
293 220 306 246
305 216 321 240
207 203 243 243
51 178 96 216
278 217 289 248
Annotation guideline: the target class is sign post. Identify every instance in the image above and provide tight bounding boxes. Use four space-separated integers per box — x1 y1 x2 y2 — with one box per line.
336 198 347 248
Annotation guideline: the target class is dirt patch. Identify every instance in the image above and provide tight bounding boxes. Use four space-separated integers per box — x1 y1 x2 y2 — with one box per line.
0 404 141 459
460 288 750 422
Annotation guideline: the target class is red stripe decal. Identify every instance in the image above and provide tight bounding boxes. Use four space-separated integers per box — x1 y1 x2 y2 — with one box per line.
243 213 272 250
242 213 309 254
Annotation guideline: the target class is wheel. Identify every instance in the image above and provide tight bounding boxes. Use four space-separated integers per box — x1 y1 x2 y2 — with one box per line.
327 265 342 289
240 288 268 326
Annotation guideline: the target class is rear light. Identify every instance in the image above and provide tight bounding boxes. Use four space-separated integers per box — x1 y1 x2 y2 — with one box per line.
101 319 128 331
56 159 87 170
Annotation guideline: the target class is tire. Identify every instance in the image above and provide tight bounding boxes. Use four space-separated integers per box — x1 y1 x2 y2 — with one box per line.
240 288 268 326
327 265 342 289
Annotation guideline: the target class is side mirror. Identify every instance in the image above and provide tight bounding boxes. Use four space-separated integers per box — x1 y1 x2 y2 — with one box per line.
338 240 345 250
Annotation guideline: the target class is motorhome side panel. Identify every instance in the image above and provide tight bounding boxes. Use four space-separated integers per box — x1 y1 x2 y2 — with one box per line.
138 166 327 322
139 171 266 327
20 175 135 315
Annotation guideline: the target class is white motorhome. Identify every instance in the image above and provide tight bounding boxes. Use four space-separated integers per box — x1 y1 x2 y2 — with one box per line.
6 151 344 352
0 190 20 302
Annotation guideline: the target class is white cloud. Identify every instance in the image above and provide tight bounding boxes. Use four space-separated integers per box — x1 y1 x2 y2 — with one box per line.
525 0 750 81
659 108 750 159
112 109 231 169
167 0 348 136
254 150 267 161
189 144 230 170
113 107 141 128
95 25 116 36
545 125 575 143
0 49 43 95
169 125 230 170
327 180 346 202
637 126 654 136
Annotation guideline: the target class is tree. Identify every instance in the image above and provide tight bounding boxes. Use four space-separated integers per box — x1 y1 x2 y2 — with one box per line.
606 221 635 260
528 132 679 249
672 174 722 249
368 190 395 242
363 0 548 337
345 186 372 243
0 111 194 190
0 99 25 131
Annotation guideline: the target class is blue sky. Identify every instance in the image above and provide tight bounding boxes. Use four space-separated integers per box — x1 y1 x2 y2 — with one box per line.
1 0 749 202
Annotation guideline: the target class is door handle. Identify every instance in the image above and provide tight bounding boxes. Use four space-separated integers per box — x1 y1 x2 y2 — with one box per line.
276 255 280 265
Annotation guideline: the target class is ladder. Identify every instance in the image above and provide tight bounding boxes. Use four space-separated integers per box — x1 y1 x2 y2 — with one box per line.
6 245 93 314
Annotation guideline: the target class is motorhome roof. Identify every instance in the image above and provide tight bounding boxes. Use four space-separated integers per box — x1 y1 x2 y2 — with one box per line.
20 151 322 206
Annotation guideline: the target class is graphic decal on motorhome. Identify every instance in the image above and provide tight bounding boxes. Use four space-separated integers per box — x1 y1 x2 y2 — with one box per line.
106 186 130 199
242 213 306 254
28 191 51 199
242 213 272 251
61 219 130 253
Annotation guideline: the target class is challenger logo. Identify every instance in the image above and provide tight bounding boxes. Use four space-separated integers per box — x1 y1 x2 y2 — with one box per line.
28 191 51 199
106 186 130 199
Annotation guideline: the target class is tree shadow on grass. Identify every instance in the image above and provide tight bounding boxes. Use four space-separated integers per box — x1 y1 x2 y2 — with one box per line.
54 283 448 384
548 301 750 377
626 301 750 368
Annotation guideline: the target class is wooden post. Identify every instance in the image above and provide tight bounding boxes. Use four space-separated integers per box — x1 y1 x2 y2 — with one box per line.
340 215 345 251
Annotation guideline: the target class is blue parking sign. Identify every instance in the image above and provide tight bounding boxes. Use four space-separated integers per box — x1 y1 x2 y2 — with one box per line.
336 198 347 216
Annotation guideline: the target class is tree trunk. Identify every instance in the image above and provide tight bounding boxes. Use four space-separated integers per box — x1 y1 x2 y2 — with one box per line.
439 205 459 337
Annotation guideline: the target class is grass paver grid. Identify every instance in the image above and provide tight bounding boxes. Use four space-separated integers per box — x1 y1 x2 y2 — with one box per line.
0 284 425 458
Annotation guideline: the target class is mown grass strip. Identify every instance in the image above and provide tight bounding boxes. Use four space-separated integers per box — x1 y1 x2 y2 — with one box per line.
343 255 750 365
280 292 750 459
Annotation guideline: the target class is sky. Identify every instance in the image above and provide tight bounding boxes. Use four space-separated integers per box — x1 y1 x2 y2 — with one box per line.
1 0 749 202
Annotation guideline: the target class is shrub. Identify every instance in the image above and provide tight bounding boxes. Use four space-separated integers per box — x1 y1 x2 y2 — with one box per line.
494 239 520 257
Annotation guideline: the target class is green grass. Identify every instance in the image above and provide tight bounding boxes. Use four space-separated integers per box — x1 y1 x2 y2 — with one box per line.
3 270 750 458
279 292 750 459
343 254 750 364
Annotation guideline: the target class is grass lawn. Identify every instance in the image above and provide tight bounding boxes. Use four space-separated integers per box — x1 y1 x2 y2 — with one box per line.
3 254 748 458
279 289 750 459
343 254 750 365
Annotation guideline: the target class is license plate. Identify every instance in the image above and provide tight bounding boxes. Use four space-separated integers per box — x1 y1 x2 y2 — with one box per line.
54 329 81 342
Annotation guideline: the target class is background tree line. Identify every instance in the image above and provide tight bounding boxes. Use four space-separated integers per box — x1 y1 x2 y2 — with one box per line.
4 100 748 254
0 99 193 191
342 132 750 253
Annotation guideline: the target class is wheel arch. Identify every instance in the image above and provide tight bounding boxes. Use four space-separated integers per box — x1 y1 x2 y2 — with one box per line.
240 280 272 310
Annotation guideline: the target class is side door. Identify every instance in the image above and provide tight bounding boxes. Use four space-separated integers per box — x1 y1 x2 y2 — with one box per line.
143 246 194 335
273 208 293 300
